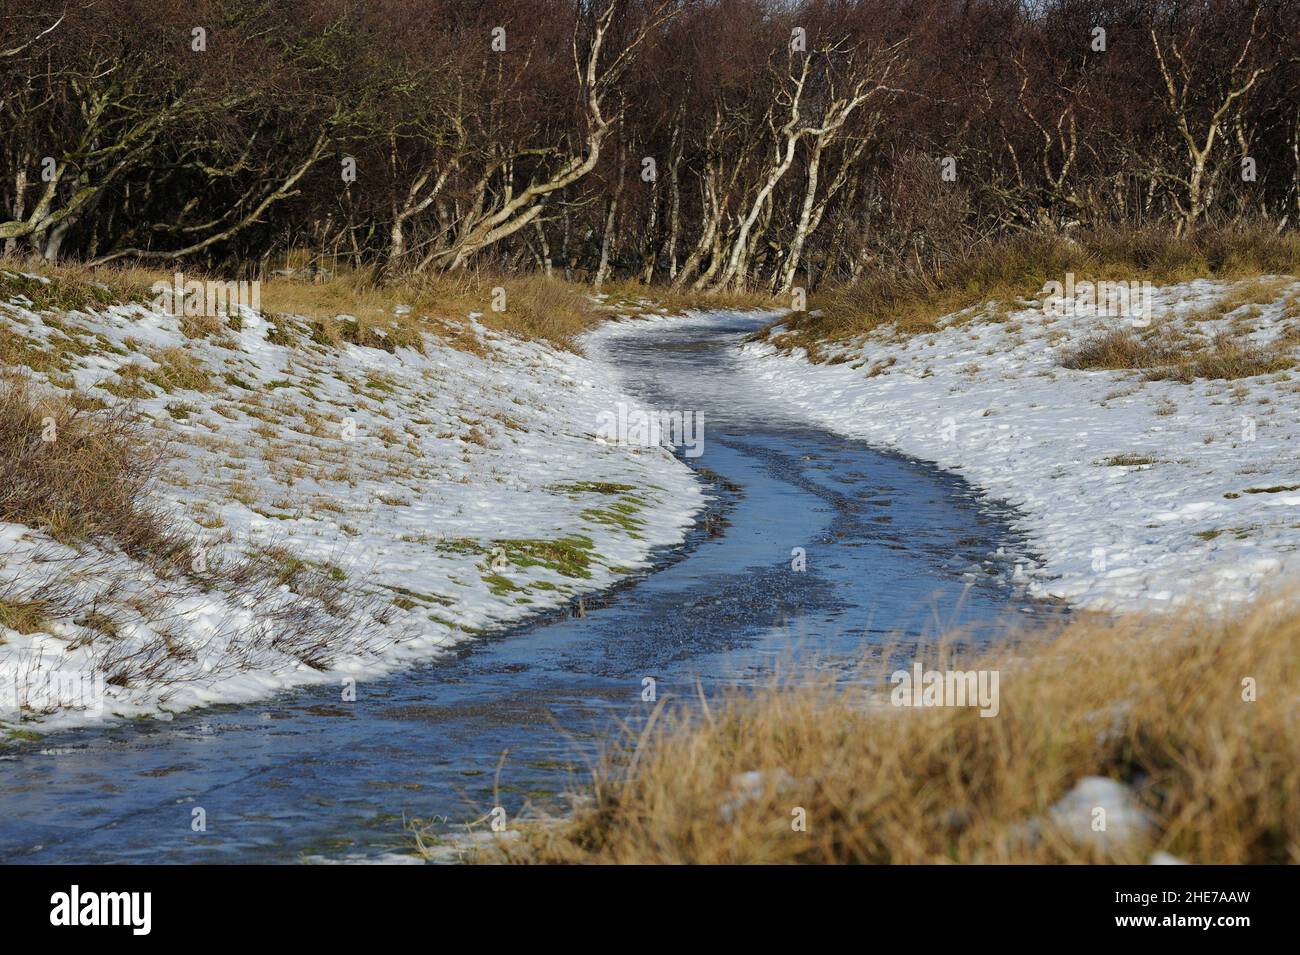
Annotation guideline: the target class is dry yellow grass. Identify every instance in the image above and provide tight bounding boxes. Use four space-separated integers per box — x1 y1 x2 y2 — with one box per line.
764 225 1300 357
1 254 605 352
2 252 783 357
1215 276 1296 315
262 269 773 350
0 256 158 312
161 265 603 352
0 594 53 635
0 375 183 564
488 594 1299 864
1062 328 1294 382
598 278 777 316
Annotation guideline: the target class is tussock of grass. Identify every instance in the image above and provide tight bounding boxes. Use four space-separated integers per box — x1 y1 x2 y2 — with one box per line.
764 225 1300 354
0 259 153 313
1062 328 1177 371
0 376 183 564
1099 453 1157 467
0 595 53 635
1063 329 1293 382
259 266 599 351
492 596 1299 864
1174 342 1294 382
141 346 214 393
498 536 596 579
478 274 600 346
1215 276 1296 316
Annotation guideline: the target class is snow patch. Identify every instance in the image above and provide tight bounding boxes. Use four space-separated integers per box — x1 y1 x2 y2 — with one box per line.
735 279 1300 613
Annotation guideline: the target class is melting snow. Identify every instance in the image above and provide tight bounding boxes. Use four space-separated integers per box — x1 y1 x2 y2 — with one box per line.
740 278 1300 612
0 296 702 731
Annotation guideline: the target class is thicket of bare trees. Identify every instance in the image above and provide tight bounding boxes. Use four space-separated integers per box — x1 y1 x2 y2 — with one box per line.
2 0 1296 289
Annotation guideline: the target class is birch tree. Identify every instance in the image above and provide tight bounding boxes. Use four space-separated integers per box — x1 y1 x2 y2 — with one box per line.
1151 7 1271 235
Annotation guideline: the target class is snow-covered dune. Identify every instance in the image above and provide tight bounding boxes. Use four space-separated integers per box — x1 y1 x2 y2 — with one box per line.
741 277 1300 613
0 289 702 730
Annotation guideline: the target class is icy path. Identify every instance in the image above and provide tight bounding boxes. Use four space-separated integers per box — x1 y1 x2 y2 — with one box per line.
0 311 1047 862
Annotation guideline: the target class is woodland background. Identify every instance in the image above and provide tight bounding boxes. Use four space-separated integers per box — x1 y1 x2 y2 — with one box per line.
1 0 1297 292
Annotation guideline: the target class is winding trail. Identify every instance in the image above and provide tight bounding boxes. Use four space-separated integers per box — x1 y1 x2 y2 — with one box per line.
0 311 1055 863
